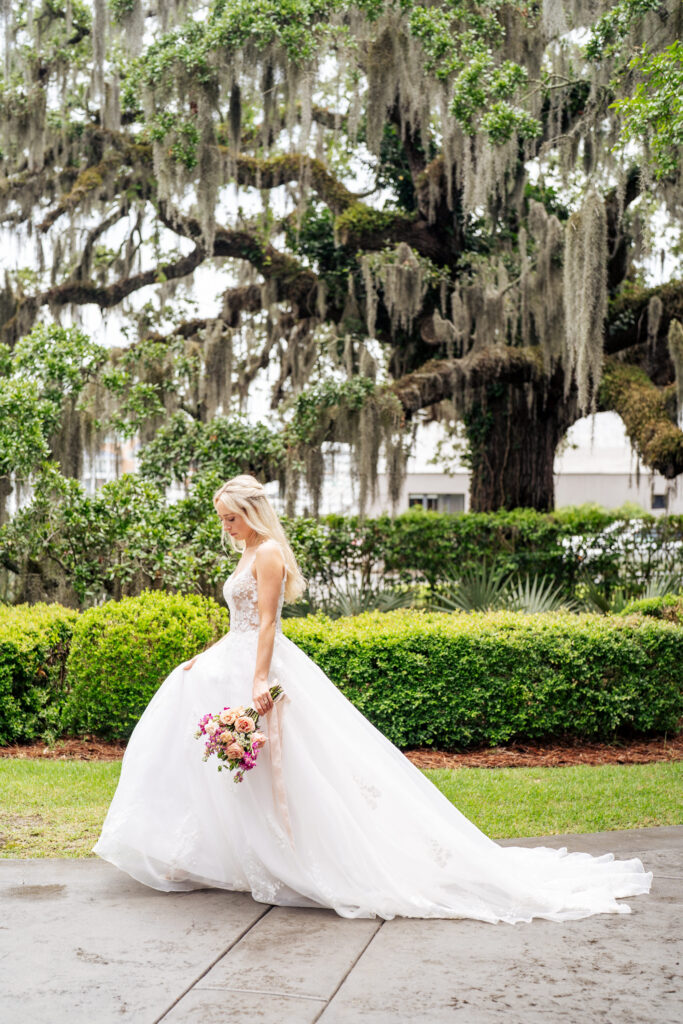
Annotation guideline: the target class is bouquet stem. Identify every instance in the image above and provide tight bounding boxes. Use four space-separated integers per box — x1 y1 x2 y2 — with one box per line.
244 683 284 724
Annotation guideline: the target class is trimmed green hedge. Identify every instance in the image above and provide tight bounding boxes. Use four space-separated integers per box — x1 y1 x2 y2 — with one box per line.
284 610 683 748
62 591 230 741
621 594 683 624
1 596 681 748
289 506 683 597
0 603 78 743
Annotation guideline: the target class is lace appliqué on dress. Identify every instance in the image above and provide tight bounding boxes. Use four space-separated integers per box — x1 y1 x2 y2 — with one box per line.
222 560 286 634
242 847 285 903
352 773 382 810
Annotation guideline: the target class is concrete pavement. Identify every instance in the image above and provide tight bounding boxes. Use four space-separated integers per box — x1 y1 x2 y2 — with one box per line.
0 826 680 1023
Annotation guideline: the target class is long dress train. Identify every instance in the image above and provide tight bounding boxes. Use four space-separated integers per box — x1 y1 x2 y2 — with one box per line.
93 550 652 923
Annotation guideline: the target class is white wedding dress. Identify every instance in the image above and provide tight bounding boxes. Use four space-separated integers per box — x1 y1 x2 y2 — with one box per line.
94 550 653 923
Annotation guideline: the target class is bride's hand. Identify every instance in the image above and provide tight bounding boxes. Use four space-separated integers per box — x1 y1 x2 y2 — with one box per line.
252 678 274 716
183 656 198 671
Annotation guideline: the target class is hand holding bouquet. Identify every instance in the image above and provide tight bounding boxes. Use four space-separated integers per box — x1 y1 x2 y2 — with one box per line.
195 683 284 783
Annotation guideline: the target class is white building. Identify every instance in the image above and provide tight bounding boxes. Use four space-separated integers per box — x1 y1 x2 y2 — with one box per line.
364 413 683 516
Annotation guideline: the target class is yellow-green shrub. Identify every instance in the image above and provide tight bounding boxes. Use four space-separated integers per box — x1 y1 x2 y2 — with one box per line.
62 590 229 740
3 599 681 749
620 593 683 624
0 603 78 743
284 610 683 748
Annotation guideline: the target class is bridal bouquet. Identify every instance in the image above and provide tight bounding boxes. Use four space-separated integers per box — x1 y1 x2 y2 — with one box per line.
195 683 284 783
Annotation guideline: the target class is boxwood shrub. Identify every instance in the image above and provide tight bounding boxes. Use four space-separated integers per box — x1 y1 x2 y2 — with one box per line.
2 598 681 749
0 602 78 743
620 594 683 624
62 590 230 740
284 610 683 748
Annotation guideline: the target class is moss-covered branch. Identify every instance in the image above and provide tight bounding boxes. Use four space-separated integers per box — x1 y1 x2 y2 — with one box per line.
0 245 206 347
392 347 546 416
144 285 263 343
606 280 683 356
599 358 683 477
234 155 358 214
37 153 122 232
157 202 320 317
335 202 458 264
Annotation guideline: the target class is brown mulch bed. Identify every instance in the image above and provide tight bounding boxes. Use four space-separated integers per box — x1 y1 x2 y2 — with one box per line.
1 735 681 768
405 734 683 770
0 739 128 761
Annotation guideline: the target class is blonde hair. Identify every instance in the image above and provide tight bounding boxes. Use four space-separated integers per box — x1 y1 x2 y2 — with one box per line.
213 475 306 602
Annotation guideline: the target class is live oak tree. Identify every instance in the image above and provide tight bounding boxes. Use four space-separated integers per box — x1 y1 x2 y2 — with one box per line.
1 0 683 532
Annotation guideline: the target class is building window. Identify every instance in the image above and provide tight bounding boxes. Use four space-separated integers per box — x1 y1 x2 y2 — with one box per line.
409 493 465 513
651 494 668 510
409 494 439 511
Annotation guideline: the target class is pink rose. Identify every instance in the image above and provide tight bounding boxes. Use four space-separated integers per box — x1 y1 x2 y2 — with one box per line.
234 715 256 734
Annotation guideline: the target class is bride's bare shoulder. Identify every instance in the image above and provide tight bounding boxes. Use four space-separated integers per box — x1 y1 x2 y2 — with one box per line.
254 538 285 576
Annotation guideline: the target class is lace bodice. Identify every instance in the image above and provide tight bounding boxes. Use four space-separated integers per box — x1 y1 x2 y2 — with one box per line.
222 548 286 633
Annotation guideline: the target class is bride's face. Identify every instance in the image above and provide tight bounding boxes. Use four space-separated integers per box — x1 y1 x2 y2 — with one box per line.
217 507 252 542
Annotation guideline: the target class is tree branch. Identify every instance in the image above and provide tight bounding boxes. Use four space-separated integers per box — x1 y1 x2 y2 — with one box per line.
143 284 263 344
604 166 642 293
0 244 206 346
606 280 683 359
38 153 122 232
157 202 321 317
392 346 545 417
335 198 460 265
233 155 358 214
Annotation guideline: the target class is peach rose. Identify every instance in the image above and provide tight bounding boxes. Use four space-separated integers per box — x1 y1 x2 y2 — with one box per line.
205 720 219 736
225 742 243 760
219 730 233 745
234 715 256 734
219 709 237 726
252 731 267 747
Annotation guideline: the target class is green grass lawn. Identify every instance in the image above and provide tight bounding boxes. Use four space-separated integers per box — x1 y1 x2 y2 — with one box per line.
0 759 681 858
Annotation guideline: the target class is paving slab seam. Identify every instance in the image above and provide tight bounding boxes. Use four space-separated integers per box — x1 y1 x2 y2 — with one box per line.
196 985 327 1002
152 904 273 1024
313 920 385 1023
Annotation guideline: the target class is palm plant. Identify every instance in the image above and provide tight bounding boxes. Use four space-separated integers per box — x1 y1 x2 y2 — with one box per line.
325 581 415 619
431 563 511 612
641 571 683 599
505 574 576 613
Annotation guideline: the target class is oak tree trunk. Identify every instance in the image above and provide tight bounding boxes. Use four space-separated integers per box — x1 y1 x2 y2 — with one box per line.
465 372 575 512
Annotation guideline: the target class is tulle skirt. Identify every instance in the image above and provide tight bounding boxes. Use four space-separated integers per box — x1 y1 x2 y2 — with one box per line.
93 629 652 923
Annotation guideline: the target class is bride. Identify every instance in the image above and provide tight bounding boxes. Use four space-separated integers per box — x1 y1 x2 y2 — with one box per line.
93 475 652 923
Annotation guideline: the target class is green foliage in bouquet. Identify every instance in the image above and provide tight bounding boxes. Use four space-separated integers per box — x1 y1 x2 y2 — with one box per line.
0 603 78 744
284 610 683 749
62 591 230 740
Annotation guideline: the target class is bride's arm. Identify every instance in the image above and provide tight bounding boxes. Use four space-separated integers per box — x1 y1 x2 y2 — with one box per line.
252 544 286 716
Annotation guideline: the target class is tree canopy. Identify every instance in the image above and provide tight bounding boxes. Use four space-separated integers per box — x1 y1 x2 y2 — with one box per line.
1 0 683 601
